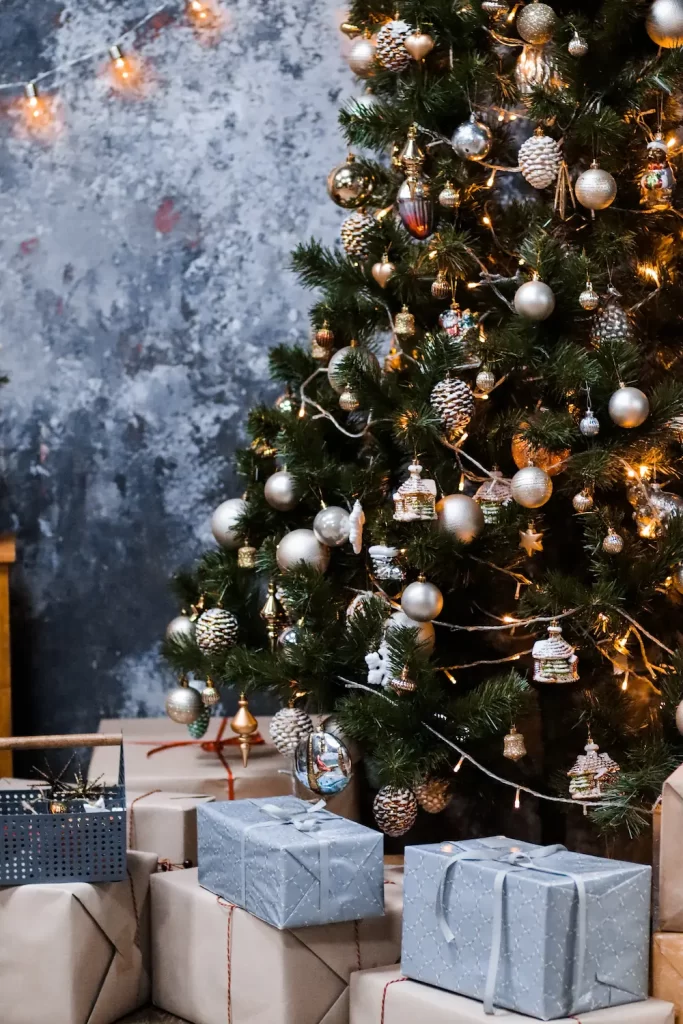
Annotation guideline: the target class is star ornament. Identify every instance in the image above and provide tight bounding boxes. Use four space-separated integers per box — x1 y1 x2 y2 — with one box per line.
519 524 543 557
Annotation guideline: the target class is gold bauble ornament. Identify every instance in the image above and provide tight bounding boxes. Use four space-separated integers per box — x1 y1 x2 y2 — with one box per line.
230 693 259 767
315 321 335 348
372 253 396 288
431 269 451 299
394 305 416 339
389 665 418 694
237 543 257 569
511 466 553 508
574 161 617 212
647 0 683 47
348 35 376 77
476 367 496 394
511 426 568 476
602 528 624 555
572 489 593 513
579 281 599 310
516 1 557 44
327 153 375 209
404 31 435 59
503 725 527 761
568 29 588 56
438 181 460 208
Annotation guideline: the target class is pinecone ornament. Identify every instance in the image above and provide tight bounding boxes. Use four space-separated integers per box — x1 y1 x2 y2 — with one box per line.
340 210 375 260
518 130 562 189
269 707 314 756
195 607 239 654
415 777 452 813
591 288 633 346
375 20 413 71
373 785 418 836
431 377 475 440
187 705 212 739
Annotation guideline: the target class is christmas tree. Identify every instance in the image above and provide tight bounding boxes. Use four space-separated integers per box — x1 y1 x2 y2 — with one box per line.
164 0 683 846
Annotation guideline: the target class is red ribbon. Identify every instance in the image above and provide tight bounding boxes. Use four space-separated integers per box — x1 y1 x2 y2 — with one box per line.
129 718 265 801
380 976 407 1024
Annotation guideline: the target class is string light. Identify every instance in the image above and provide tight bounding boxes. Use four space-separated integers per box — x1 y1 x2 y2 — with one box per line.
486 170 497 187
514 787 521 809
21 82 55 134
108 45 144 92
453 755 465 772
482 215 492 227
186 0 223 28
298 400 307 419
637 263 661 287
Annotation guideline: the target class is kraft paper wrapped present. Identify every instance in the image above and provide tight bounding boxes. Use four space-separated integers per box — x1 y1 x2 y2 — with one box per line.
351 967 674 1024
401 836 651 1021
0 849 157 1024
652 932 683 1022
198 795 384 929
89 716 360 819
658 764 683 931
128 790 216 864
151 863 404 1024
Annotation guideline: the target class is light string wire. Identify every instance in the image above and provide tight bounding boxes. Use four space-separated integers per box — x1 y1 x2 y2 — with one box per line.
0 2 173 94
338 677 634 812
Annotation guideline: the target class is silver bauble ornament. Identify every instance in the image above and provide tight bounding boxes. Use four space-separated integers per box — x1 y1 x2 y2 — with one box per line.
608 386 650 429
166 614 194 643
511 466 553 508
400 576 444 621
579 410 600 437
387 610 436 653
514 278 556 320
278 623 301 649
602 528 624 555
676 699 683 735
516 1 557 44
348 35 376 77
276 529 331 573
673 564 683 594
568 30 588 56
313 505 351 547
647 0 683 47
211 497 246 549
437 493 485 543
373 785 418 836
476 367 496 394
327 154 374 209
339 386 360 412
294 729 352 795
579 283 599 310
572 489 594 513
269 707 314 756
518 131 562 189
575 161 617 211
264 469 299 511
375 19 413 71
165 682 203 724
328 344 379 393
195 607 239 654
452 114 492 161
438 181 460 208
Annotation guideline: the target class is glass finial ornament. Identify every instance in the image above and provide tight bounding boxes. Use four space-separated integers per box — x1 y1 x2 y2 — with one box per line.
579 280 599 311
260 579 287 651
393 462 438 521
452 113 492 162
327 153 375 209
474 471 513 523
368 544 405 580
397 125 438 240
438 181 460 209
532 621 579 683
230 693 259 767
294 727 353 795
375 18 413 70
640 133 676 210
568 29 588 56
201 677 221 707
568 733 620 799
503 725 527 761
430 376 475 440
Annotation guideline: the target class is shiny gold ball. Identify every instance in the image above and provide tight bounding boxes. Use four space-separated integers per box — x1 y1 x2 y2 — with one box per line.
647 0 683 47
348 36 376 77
327 154 375 209
572 490 594 513
516 2 557 44
574 163 617 211
579 284 599 310
602 529 624 555
511 427 568 476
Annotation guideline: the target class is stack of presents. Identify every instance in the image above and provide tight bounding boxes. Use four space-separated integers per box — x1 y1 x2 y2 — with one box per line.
3 716 683 1024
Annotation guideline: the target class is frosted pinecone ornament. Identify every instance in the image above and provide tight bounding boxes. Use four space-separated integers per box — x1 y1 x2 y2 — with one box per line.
518 129 562 189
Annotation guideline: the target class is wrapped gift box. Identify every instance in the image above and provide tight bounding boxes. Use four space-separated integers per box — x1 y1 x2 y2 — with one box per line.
128 790 216 864
198 796 384 929
658 765 683 931
652 932 683 1020
351 967 674 1024
0 850 157 1024
151 862 404 1024
402 836 651 1021
89 717 359 819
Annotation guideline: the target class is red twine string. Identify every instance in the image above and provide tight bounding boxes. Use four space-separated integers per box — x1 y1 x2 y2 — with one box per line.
380 977 407 1024
217 896 236 1024
353 919 362 972
127 788 163 848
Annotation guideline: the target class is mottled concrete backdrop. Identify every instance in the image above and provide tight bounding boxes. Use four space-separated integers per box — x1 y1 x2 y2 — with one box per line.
0 0 351 735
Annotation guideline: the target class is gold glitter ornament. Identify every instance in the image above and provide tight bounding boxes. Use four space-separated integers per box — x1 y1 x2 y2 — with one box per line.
438 181 460 208
395 305 416 339
389 665 418 694
579 281 599 310
237 543 257 569
572 489 593 513
431 269 451 299
327 153 375 209
568 29 588 56
415 777 452 813
511 466 553 508
339 386 360 411
503 725 527 761
516 1 557 44
602 528 624 555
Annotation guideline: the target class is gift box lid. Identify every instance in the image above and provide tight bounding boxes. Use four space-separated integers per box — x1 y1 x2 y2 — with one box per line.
199 795 377 849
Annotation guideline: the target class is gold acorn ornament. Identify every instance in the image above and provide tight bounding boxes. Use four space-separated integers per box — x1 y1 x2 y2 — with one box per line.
230 693 259 767
574 161 617 214
404 30 435 59
415 777 452 813
237 543 257 569
516 0 558 44
201 677 221 707
438 181 460 209
503 725 527 761
348 33 376 77
327 153 375 209
394 305 416 339
431 269 451 299
260 580 287 651
372 252 396 288
568 29 588 56
579 279 599 311
375 19 413 70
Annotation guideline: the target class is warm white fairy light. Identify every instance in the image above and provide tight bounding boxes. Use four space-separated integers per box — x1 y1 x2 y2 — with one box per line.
514 787 521 809
453 755 465 772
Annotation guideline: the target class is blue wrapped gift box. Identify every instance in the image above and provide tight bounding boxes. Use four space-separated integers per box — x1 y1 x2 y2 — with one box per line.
197 795 385 929
401 836 651 1021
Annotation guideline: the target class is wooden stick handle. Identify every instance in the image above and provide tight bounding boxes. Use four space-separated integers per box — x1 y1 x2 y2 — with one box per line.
0 733 123 751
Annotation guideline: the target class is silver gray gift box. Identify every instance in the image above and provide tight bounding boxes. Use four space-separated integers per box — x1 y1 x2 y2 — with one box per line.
197 795 385 929
401 835 651 1021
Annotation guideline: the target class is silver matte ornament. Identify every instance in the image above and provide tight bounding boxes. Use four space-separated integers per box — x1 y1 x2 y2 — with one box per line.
518 131 561 189
264 469 299 511
211 497 246 549
400 575 444 621
375 20 413 71
195 607 239 654
165 680 203 724
575 161 617 212
373 785 418 836
348 35 376 77
646 0 683 47
579 410 600 437
602 528 624 555
166 614 194 643
568 30 588 56
514 278 556 320
452 114 492 161
294 729 352 795
511 466 553 508
437 493 485 543
313 505 351 547
516 1 557 44
328 344 379 393
276 529 331 573
572 490 594 513
269 707 314 757
608 386 650 429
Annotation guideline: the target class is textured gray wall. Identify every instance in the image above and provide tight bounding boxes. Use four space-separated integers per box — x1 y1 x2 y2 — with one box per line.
1 0 351 735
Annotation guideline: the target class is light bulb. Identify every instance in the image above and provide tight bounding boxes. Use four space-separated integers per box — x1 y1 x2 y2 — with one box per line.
453 755 465 773
21 82 55 135
108 45 143 92
186 0 224 32
514 787 521 809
